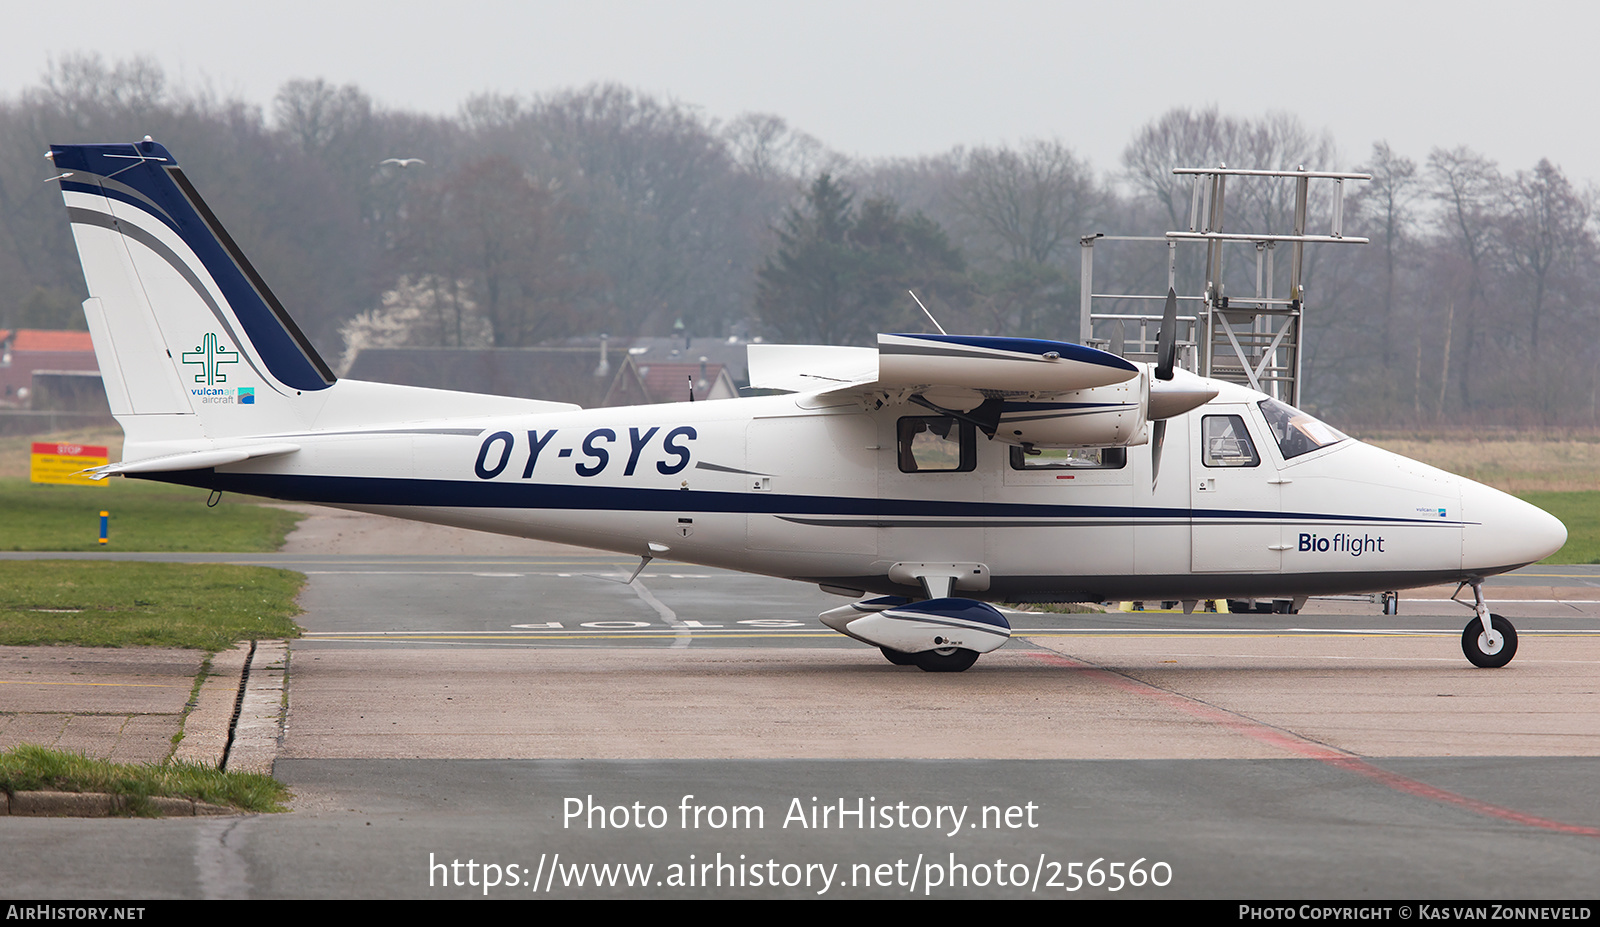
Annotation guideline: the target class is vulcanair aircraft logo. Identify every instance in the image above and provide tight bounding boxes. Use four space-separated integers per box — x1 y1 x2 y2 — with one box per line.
183 332 252 405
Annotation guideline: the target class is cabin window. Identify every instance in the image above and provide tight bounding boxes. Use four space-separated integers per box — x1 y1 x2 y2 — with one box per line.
1258 398 1347 460
1201 415 1260 468
897 416 976 473
1009 446 1127 470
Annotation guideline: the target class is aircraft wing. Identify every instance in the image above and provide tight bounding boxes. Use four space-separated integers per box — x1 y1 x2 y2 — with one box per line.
748 334 1139 399
746 333 1213 449
746 343 879 392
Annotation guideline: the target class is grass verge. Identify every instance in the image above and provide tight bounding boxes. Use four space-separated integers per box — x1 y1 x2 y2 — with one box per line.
0 561 303 648
1364 436 1600 494
1515 491 1600 564
0 745 290 815
0 478 303 552
0 426 124 480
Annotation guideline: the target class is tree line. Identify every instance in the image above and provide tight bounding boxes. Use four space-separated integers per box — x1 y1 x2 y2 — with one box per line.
2 54 1595 427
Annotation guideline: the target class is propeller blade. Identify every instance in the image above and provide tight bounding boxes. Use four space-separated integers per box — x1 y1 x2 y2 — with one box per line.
1156 287 1178 381
1151 419 1167 489
1110 320 1125 358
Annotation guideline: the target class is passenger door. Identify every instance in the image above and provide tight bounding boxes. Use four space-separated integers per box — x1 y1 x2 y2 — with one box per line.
1191 406 1281 572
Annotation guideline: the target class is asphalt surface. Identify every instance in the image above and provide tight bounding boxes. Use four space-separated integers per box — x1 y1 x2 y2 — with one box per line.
3 512 1599 899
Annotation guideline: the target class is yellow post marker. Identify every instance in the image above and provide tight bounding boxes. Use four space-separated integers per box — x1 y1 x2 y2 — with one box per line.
99 510 109 545
30 442 109 487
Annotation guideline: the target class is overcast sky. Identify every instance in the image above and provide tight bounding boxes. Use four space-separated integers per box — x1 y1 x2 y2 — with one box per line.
6 0 1595 186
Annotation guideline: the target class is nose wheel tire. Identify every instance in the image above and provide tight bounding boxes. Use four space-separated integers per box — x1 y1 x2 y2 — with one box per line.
912 646 980 673
880 646 918 666
1462 614 1517 668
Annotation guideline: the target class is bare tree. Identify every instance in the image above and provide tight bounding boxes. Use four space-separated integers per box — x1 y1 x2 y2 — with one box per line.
1123 109 1340 302
1229 113 1339 235
956 139 1101 267
29 53 167 129
1501 159 1593 353
1427 146 1503 410
1355 142 1421 365
274 79 372 156
723 113 843 185
527 85 754 336
402 156 597 347
1121 106 1242 230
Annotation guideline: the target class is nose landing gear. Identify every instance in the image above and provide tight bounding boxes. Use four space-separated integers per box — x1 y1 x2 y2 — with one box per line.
1455 580 1518 668
1462 613 1517 668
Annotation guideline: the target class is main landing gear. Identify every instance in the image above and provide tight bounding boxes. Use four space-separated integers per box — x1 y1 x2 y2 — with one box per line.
881 645 981 673
1455 580 1518 668
820 597 1010 673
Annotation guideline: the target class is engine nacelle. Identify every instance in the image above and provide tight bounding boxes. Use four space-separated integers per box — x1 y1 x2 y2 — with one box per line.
819 596 1012 654
993 367 1218 448
994 376 1148 448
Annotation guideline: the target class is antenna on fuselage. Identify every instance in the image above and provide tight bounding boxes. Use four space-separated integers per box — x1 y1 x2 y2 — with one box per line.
908 290 947 336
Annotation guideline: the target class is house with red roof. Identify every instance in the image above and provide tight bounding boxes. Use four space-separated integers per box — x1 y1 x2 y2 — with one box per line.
633 359 738 403
0 329 101 408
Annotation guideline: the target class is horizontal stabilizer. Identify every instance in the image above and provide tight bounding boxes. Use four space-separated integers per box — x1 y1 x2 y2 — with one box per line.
88 443 300 479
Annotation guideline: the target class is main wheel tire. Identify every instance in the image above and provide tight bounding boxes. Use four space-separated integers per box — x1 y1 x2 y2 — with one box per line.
880 646 918 666
1462 614 1518 668
913 646 979 673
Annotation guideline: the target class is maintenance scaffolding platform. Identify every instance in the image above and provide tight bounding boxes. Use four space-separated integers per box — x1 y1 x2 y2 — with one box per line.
1080 166 1370 406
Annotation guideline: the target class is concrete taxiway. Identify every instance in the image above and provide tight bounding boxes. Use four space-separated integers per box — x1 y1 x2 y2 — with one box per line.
2 507 1598 898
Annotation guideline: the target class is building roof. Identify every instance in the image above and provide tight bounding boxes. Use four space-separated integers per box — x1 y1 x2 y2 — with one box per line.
1 329 100 407
344 346 651 408
634 361 736 402
552 335 757 385
10 330 95 353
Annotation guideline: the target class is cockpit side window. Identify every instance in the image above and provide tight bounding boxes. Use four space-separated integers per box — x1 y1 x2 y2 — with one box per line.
897 416 976 473
1258 398 1347 460
1201 414 1259 468
1009 446 1127 470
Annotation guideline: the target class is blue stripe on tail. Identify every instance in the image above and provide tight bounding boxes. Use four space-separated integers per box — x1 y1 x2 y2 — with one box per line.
50 140 335 392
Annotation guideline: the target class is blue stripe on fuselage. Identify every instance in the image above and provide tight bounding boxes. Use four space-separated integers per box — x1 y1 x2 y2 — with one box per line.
137 470 1473 527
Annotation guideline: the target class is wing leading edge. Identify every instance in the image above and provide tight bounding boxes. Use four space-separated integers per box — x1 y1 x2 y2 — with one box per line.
749 333 1137 395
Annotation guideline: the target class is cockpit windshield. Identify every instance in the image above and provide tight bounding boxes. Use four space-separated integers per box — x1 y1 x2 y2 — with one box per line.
1258 398 1347 460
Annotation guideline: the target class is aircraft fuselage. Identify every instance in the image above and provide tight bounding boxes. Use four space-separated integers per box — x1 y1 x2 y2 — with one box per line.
148 379 1561 605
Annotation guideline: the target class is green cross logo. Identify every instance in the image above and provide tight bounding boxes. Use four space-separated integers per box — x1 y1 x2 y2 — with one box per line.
181 332 240 385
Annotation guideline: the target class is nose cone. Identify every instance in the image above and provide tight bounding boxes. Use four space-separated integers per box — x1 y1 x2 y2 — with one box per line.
1461 481 1567 571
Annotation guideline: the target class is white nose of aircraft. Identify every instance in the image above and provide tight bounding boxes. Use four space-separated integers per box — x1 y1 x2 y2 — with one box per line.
1460 480 1567 572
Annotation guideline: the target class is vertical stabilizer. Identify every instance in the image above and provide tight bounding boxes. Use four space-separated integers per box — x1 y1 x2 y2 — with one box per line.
50 140 336 442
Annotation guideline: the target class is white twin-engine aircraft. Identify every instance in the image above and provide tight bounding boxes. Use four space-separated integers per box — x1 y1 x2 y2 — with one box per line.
49 139 1566 672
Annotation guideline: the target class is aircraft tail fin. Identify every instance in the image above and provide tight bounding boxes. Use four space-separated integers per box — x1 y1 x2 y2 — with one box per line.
49 139 336 442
